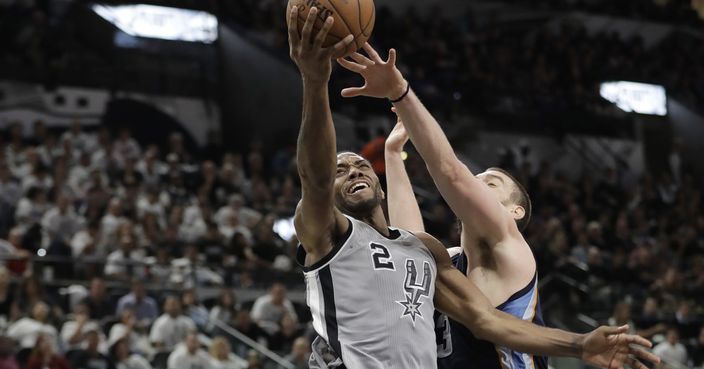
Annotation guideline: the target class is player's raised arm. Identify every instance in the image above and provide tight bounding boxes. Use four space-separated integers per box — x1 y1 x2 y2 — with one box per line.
288 6 354 263
414 232 660 369
337 44 513 244
384 118 425 232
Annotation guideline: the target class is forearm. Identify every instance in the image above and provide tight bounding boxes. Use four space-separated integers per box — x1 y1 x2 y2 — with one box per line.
297 80 336 189
472 309 584 358
392 91 466 179
384 148 424 231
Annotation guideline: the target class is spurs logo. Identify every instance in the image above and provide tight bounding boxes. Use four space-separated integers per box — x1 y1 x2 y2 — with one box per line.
397 259 431 323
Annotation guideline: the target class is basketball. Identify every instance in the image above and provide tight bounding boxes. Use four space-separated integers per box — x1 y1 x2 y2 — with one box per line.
287 0 376 58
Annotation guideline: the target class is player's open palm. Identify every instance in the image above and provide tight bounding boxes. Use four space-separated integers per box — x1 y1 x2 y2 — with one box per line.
582 325 660 369
337 43 407 100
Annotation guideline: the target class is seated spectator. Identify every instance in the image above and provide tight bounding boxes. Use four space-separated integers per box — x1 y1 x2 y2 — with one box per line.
7 301 58 350
166 331 209 369
653 327 688 368
25 333 70 369
268 314 303 354
229 310 267 357
101 198 126 247
71 220 103 258
149 296 195 351
104 230 146 281
284 337 311 369
59 303 104 352
208 336 243 369
250 283 297 335
15 186 49 229
171 244 223 286
690 326 704 368
0 267 18 321
81 278 112 321
207 288 237 334
181 289 208 330
0 227 31 277
41 192 83 246
109 338 152 369
68 330 112 369
108 308 150 356
0 336 19 369
116 280 158 328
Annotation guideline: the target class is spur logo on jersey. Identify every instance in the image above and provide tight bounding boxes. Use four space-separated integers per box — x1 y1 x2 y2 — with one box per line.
397 259 431 323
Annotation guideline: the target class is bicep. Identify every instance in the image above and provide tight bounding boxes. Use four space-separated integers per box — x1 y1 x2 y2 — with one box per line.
294 185 345 256
434 265 493 330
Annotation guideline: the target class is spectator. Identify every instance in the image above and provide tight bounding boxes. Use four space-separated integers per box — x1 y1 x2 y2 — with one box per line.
268 314 303 354
250 283 297 335
81 278 111 321
41 193 82 245
116 280 159 327
71 220 103 258
229 310 267 356
284 337 311 369
104 229 146 281
207 289 237 334
208 336 243 369
68 330 112 369
149 296 195 351
690 326 704 368
7 301 58 350
109 338 152 369
166 331 210 369
25 334 70 369
59 303 104 352
0 228 31 277
181 289 208 330
0 336 19 369
0 267 18 321
653 327 688 368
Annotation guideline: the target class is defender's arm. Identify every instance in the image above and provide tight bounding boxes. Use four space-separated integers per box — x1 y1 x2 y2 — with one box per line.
385 121 424 232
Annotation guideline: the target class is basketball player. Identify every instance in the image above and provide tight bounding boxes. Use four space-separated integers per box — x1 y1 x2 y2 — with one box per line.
288 6 658 369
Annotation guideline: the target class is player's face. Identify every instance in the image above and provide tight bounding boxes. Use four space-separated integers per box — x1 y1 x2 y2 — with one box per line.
334 153 384 217
476 170 514 205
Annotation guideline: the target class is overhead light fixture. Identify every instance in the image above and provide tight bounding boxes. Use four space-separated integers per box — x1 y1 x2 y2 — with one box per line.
599 81 667 116
92 3 218 43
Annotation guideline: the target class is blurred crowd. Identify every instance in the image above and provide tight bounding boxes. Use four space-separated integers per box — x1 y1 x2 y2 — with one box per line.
228 1 704 118
0 121 312 369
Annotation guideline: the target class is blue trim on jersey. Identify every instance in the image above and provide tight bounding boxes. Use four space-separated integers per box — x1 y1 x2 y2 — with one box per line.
437 251 548 369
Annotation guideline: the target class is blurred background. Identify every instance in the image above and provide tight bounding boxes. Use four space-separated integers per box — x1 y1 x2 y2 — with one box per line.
0 0 703 368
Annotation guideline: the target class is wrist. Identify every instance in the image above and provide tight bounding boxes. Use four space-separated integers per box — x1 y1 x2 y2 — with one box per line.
385 146 403 155
574 333 586 358
387 79 408 101
302 76 329 87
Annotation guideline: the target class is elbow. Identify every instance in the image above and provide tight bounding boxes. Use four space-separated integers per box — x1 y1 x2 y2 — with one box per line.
465 304 499 342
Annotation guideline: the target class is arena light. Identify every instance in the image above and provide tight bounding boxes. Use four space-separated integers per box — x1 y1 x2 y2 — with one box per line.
92 3 218 43
599 81 667 116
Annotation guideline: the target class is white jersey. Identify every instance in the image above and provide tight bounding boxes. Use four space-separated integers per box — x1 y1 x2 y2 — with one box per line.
297 216 437 369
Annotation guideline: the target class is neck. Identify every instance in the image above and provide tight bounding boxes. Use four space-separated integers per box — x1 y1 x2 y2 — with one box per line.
358 207 389 236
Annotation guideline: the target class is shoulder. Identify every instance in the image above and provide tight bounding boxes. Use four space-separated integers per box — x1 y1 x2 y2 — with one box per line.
410 232 452 267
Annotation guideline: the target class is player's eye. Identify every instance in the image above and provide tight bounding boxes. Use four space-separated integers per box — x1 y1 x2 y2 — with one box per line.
336 168 346 176
488 183 497 188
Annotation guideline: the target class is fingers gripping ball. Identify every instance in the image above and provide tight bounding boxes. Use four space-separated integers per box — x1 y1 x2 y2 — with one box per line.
287 0 376 58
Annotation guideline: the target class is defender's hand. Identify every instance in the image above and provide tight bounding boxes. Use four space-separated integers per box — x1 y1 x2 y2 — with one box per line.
581 325 660 369
288 6 354 85
337 43 406 100
385 113 409 154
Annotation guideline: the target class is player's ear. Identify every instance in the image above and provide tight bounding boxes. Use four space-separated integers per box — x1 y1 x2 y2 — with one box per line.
511 205 525 221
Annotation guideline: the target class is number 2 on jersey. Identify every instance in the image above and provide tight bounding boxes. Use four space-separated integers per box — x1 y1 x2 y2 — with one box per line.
370 243 395 270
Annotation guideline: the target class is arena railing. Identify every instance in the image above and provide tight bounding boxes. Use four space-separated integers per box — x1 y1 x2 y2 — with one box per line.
210 318 295 369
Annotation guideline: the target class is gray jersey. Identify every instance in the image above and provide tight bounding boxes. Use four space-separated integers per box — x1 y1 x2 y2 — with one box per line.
297 216 438 369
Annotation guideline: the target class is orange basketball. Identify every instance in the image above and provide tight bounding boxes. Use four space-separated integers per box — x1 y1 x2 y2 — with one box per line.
287 0 376 58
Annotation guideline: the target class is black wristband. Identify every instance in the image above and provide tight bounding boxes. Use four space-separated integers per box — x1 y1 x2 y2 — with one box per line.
389 83 410 103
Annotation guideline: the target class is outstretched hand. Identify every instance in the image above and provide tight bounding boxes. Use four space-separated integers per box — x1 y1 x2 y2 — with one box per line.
582 325 660 369
336 43 407 100
288 6 354 84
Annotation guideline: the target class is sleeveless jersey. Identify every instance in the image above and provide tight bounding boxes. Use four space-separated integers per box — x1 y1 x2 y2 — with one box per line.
436 251 548 369
297 216 438 369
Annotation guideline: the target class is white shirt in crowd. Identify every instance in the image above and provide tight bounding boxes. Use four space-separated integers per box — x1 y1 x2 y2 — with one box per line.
250 295 298 334
209 357 246 369
41 207 83 242
59 320 105 351
149 315 196 351
167 344 211 369
653 340 688 366
104 249 147 278
117 354 153 369
7 317 58 349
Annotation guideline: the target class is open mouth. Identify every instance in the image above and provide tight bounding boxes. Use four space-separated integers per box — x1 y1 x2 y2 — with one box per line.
348 181 370 194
